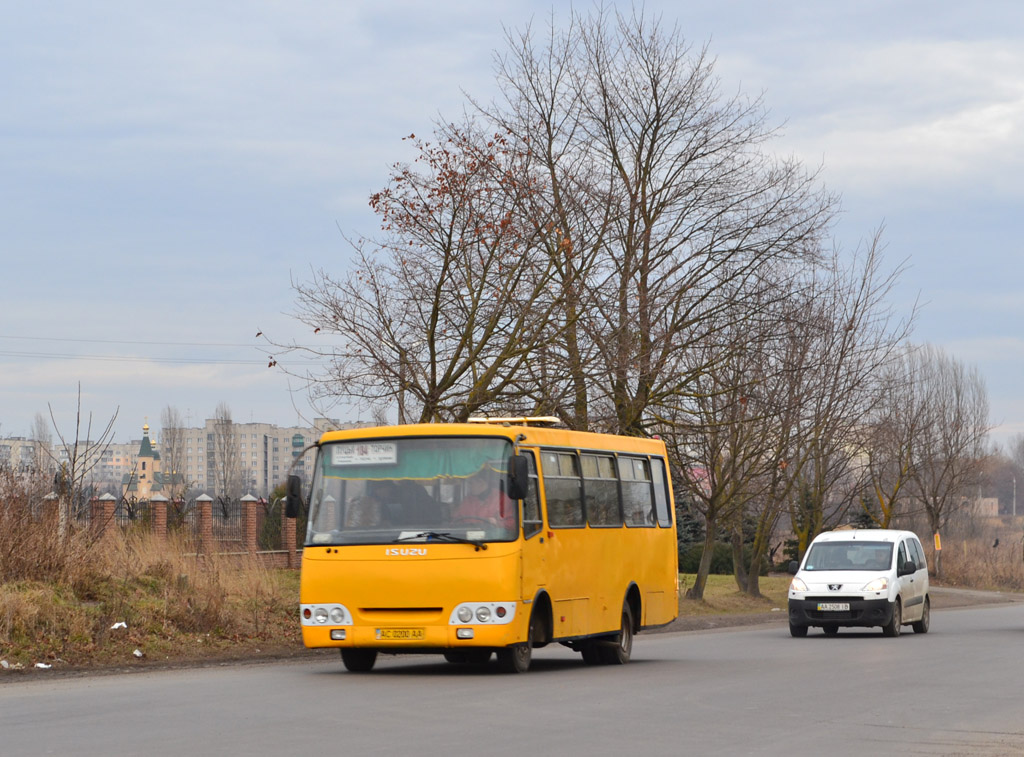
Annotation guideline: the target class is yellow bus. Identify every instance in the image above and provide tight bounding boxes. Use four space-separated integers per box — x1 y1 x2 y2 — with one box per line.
286 418 679 673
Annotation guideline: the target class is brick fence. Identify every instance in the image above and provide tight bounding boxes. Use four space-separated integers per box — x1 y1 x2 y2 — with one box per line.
89 493 299 568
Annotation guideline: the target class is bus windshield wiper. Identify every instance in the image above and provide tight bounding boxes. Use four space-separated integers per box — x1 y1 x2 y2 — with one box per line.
393 531 488 551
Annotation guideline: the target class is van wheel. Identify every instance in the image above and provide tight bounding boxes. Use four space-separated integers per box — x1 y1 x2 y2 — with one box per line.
912 596 930 634
823 624 839 636
883 599 902 637
789 623 808 638
600 603 634 665
341 649 377 672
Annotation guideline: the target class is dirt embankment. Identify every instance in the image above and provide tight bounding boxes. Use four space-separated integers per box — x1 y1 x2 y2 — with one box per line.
3 586 1021 681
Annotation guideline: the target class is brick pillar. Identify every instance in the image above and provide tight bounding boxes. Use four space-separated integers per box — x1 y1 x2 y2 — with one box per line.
196 494 213 555
283 506 297 568
90 497 102 538
151 495 167 540
100 495 116 538
242 494 259 554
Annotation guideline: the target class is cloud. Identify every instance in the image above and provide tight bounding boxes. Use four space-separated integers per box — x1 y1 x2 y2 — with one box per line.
757 39 1024 195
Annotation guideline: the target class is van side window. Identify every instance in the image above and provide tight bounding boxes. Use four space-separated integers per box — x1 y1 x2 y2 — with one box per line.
897 541 909 570
909 538 926 570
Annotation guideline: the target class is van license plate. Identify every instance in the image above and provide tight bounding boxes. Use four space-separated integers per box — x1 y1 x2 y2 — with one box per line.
375 627 425 640
817 603 850 612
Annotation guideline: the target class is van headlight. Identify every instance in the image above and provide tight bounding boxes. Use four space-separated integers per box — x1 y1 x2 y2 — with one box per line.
789 577 808 592
862 577 888 592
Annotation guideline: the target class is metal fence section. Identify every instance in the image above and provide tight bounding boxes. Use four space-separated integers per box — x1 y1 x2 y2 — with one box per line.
58 494 298 568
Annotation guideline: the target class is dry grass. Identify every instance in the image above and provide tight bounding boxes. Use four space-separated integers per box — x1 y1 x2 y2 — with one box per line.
929 522 1024 592
677 574 791 617
1 478 301 671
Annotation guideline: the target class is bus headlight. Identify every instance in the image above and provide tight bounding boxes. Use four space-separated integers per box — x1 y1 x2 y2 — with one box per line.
300 603 353 626
449 602 516 625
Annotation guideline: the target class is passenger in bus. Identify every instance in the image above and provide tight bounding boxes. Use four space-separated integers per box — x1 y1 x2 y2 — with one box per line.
345 493 381 528
452 469 515 529
396 480 442 526
345 481 398 528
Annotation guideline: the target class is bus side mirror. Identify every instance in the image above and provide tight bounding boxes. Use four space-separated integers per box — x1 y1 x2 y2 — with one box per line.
506 455 529 500
285 474 303 518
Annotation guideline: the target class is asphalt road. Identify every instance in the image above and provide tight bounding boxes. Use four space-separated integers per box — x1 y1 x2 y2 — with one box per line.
3 592 1024 756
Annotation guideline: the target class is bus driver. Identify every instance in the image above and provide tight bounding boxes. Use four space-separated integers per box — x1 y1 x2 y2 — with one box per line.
452 468 515 529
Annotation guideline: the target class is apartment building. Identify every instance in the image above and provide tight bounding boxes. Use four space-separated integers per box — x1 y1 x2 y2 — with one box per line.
162 416 349 498
0 437 52 475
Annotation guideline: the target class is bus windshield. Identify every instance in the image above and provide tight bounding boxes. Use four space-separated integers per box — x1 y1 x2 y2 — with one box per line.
305 436 518 546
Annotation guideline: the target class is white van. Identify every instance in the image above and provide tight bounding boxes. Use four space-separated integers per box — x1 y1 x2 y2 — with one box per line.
787 529 930 637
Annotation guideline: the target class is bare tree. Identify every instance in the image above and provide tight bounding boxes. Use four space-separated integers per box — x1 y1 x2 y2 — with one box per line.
271 6 840 433
774 236 913 557
1010 434 1024 473
905 345 990 576
481 6 838 434
856 346 928 528
159 405 193 503
1009 433 1024 517
30 412 53 476
273 126 564 423
663 303 785 599
46 384 119 540
211 401 242 508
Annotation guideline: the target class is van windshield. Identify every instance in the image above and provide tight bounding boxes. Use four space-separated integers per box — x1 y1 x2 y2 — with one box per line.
803 541 893 572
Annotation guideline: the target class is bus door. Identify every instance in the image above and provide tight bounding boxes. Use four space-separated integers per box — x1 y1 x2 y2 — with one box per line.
518 450 546 602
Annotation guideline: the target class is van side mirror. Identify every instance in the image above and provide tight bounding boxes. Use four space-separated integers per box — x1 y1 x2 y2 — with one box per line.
285 474 304 518
506 455 529 500
788 560 799 575
900 560 917 576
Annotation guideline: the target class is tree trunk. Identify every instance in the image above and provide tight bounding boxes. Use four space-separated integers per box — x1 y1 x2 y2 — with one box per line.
686 519 717 600
731 528 748 592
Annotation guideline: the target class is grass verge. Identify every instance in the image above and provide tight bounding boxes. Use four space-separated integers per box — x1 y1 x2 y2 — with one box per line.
677 574 790 617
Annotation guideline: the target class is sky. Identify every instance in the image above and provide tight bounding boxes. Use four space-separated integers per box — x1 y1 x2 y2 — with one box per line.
1 1 1022 448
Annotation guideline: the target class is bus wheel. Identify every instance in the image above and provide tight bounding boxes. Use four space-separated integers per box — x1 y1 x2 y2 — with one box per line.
580 641 602 665
498 613 537 673
444 650 492 665
600 603 634 665
341 649 377 672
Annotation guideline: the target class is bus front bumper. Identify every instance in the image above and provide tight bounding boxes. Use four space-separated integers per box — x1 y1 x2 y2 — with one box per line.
302 622 522 650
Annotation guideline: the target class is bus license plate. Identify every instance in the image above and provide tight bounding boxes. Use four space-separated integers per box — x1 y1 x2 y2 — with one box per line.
817 603 850 612
375 627 425 641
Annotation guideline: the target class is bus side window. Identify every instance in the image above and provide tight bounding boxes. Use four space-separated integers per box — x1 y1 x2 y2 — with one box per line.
650 458 672 527
582 453 620 527
542 450 584 528
521 452 542 539
620 457 654 527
